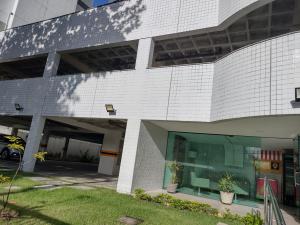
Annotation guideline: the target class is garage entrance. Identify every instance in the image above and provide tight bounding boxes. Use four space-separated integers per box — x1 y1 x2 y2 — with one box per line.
0 115 127 180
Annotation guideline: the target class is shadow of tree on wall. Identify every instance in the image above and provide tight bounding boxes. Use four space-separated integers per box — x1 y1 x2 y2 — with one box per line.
0 0 145 57
0 0 145 117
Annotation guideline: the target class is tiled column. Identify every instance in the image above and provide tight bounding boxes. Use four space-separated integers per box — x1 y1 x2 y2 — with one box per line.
135 38 154 70
117 119 141 194
98 131 123 176
22 114 46 172
43 52 61 78
11 127 18 136
40 131 50 152
22 51 59 172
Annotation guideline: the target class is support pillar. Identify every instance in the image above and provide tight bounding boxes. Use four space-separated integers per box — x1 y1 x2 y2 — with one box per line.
40 131 50 152
117 119 141 194
135 38 154 70
61 136 70 160
98 131 123 176
11 127 18 136
22 115 46 172
43 52 61 78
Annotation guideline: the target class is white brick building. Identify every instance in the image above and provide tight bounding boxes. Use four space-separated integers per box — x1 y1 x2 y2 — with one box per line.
0 0 300 207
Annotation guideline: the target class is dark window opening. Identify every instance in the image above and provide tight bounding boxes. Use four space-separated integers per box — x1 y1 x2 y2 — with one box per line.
57 41 138 76
0 55 47 80
153 0 299 68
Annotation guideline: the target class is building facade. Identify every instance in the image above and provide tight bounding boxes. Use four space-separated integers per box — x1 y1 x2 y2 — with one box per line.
0 0 300 207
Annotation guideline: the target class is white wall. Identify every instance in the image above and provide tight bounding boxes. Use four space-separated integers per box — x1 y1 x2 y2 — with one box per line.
0 0 266 60
34 136 101 159
40 63 214 122
0 0 16 30
0 125 12 135
132 121 168 191
12 0 78 27
211 32 300 121
218 0 272 25
0 78 45 116
0 32 299 123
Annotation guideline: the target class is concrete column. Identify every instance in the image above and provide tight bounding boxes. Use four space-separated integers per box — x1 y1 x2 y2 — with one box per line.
98 131 123 176
11 127 18 136
22 115 46 172
43 52 61 78
117 119 141 194
61 136 70 160
40 131 50 152
135 38 154 70
131 122 168 191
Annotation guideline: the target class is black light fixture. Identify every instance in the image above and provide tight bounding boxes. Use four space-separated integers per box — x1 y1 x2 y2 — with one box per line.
295 88 300 102
14 103 23 111
105 104 115 113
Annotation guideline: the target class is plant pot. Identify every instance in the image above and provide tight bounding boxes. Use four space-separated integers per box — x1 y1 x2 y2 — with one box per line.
167 183 178 193
220 191 234 205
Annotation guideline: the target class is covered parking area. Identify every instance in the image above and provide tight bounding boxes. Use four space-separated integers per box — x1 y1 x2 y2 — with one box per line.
0 115 126 180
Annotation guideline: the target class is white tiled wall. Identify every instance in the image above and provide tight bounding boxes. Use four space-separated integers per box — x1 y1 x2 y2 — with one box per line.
218 0 266 24
40 64 213 122
0 78 44 115
211 32 300 121
167 64 214 122
131 121 168 191
211 40 272 120
270 33 300 115
141 68 172 120
117 118 141 193
177 0 218 32
0 32 299 123
0 0 265 60
12 0 77 27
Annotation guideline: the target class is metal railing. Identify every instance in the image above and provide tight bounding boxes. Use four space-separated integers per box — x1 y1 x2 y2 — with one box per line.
264 177 286 225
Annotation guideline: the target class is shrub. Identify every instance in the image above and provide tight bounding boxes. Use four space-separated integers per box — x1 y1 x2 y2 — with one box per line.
222 208 243 221
218 173 235 193
241 210 263 225
133 189 263 223
133 189 152 201
152 194 174 205
166 161 182 184
134 189 218 216
0 175 10 184
0 136 47 219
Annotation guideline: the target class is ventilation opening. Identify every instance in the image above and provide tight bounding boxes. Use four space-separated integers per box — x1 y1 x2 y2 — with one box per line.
153 0 299 68
57 41 138 76
0 55 48 80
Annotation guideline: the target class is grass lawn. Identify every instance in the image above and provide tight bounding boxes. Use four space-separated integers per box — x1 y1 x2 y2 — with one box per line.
0 174 242 225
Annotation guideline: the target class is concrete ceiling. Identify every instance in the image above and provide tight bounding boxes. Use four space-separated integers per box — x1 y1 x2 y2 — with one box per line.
0 116 126 133
75 118 127 130
0 116 126 143
153 0 300 66
150 115 300 139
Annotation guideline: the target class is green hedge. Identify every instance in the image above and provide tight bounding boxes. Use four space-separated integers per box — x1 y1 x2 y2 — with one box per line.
133 189 263 225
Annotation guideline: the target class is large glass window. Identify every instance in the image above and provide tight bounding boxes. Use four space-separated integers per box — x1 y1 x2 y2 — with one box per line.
163 132 296 207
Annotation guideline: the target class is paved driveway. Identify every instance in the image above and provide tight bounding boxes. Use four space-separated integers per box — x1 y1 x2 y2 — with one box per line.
0 160 118 190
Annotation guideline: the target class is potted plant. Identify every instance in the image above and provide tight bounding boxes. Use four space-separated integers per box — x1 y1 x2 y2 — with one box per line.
167 161 181 193
218 173 235 205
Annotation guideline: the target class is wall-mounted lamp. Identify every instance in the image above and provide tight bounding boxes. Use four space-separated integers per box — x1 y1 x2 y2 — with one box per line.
14 103 23 111
105 104 115 113
295 88 300 102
